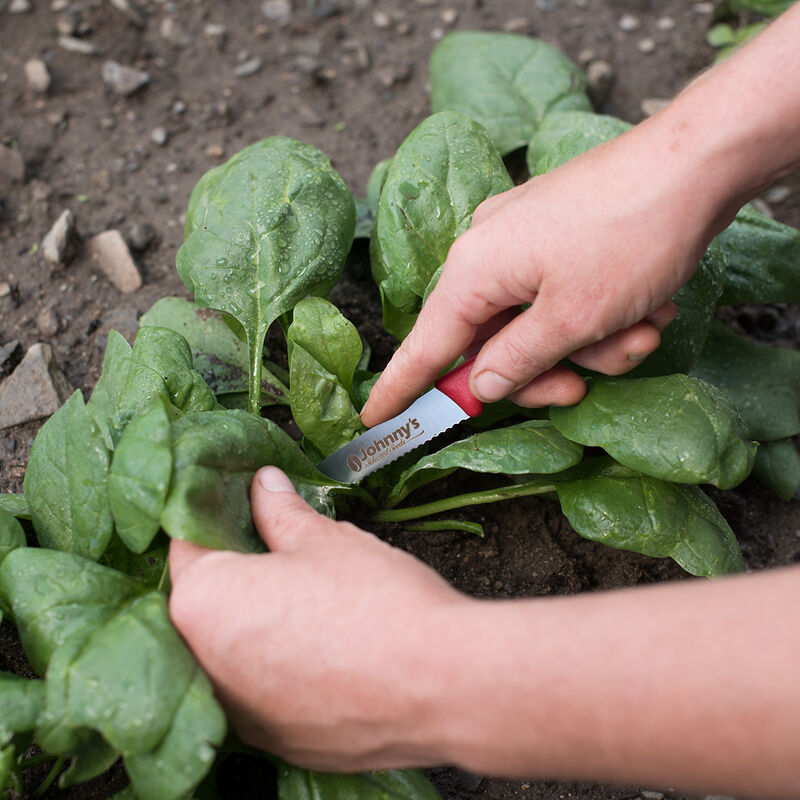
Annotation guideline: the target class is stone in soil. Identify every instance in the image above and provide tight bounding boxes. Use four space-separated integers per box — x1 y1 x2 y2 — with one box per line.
36 308 60 338
618 13 641 31
503 17 532 34
9 0 32 12
88 230 142 294
0 144 25 185
109 0 145 26
586 60 614 107
0 343 74 430
101 61 150 96
234 58 262 78
24 59 51 93
150 126 168 146
637 37 656 54
58 36 100 55
261 0 291 24
127 221 155 251
41 208 75 264
160 16 191 48
765 185 792 204
204 23 227 50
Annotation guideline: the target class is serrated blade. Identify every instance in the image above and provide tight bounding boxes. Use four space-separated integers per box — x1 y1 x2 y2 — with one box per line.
316 388 468 484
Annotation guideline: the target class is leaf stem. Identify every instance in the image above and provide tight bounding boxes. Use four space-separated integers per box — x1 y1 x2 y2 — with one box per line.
35 756 64 796
371 479 557 523
404 519 485 536
18 753 56 771
248 339 264 417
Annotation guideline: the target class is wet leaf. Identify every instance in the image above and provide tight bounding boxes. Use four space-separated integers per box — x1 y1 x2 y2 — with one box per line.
0 510 25 570
751 439 800 501
0 494 29 519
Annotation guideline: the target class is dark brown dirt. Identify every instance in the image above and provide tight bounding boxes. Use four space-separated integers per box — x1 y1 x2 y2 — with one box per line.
2 1 800 799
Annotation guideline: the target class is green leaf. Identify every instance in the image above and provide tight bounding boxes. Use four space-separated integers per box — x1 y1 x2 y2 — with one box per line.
555 458 745 576
109 397 173 553
729 0 793 16
0 745 14 794
278 763 442 800
717 203 800 305
550 375 756 490
59 735 120 788
23 390 113 561
527 110 631 173
0 671 45 744
354 196 373 239
631 239 727 376
87 331 134 450
177 137 356 415
388 420 583 506
372 111 512 339
0 494 28 519
140 297 289 406
706 23 737 47
430 31 591 155
160 410 346 552
690 321 800 441
751 439 800 501
367 158 392 216
0 510 25 569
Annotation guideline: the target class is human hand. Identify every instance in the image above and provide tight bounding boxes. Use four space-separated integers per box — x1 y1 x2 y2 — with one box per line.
168 466 468 772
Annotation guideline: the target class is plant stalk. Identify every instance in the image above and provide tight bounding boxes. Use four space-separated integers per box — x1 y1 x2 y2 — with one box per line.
35 756 64 796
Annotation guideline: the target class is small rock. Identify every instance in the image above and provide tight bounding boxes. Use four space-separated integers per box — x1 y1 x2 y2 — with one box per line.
639 793 664 800
441 7 458 24
204 22 227 49
109 0 145 26
0 343 75 430
765 185 792 204
693 1 714 12
0 340 21 378
160 16 191 48
150 126 168 146
56 12 77 35
618 13 641 31
127 221 155 251
41 208 75 264
58 35 100 55
656 15 675 30
586 60 615 106
640 97 670 117
296 55 322 76
0 283 10 300
261 0 291 23
205 143 225 159
0 144 25 185
234 57 262 77
637 37 656 54
172 99 187 115
9 0 32 12
372 10 390 27
88 230 142 294
101 60 150 96
376 63 412 88
24 58 51 92
99 306 139 342
751 197 774 218
503 16 531 34
577 47 596 66
36 308 60 338
297 104 325 127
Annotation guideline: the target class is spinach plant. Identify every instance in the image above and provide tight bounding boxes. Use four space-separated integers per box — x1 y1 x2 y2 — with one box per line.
3 28 800 800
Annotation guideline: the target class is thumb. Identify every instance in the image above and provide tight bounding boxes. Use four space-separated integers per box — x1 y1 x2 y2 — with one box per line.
250 466 321 552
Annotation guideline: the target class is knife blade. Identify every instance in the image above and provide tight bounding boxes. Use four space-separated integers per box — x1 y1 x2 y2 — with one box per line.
316 357 483 484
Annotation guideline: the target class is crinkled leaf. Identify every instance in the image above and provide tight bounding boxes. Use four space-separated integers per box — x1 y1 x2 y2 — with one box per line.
631 239 727 376
555 458 745 576
550 375 756 490
177 137 355 414
751 439 800 501
527 110 631 173
109 397 173 553
160 410 348 552
0 671 45 744
430 31 590 155
278 763 442 800
717 203 800 305
140 297 289 406
372 111 512 339
388 420 583 506
0 494 28 519
0 510 25 570
690 321 800 441
23 390 113 561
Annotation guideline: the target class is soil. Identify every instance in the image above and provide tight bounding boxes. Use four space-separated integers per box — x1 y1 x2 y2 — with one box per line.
1 1 800 799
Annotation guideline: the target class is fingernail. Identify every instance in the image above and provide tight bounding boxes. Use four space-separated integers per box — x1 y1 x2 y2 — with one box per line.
257 466 297 493
473 371 516 402
627 352 647 363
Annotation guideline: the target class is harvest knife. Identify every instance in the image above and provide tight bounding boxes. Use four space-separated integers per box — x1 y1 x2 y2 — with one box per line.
316 358 483 484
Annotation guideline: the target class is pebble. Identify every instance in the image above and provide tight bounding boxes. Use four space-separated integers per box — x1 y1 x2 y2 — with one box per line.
234 57 262 77
342 38 370 70
102 61 150 95
41 208 74 264
0 283 11 300
0 343 75 430
577 47 596 66
150 126 168 146
261 0 291 24
586 59 615 106
640 97 670 117
376 63 412 88
751 197 774 218
0 144 25 185
36 308 60 338
9 0 32 12
297 104 325 127
127 221 155 251
640 793 664 800
441 7 458 24
58 36 100 55
205 143 225 159
372 10 390 27
88 230 143 294
693 1 714 12
51 0 69 11
204 23 227 49
160 16 191 48
24 58 51 92
656 16 675 31
503 17 532 34
56 12 78 35
637 37 656 54
109 0 145 26
765 185 792 204
618 13 641 31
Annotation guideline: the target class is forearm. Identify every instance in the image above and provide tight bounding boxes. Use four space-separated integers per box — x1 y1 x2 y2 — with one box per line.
427 566 800 798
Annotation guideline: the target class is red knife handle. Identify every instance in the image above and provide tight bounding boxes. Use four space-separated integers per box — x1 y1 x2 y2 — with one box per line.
434 357 483 417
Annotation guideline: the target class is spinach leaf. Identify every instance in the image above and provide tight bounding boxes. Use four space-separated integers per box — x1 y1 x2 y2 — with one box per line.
0 510 25 569
717 203 800 305
690 321 800 441
109 396 173 554
631 239 727 376
372 111 512 339
751 439 800 501
87 330 133 449
0 494 29 519
23 390 113 561
527 110 631 173
430 31 591 155
140 297 289 406
555 458 745 576
160 410 347 552
278 763 442 799
177 137 356 415
0 671 45 743
367 158 392 216
388 420 583 506
550 375 756 490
